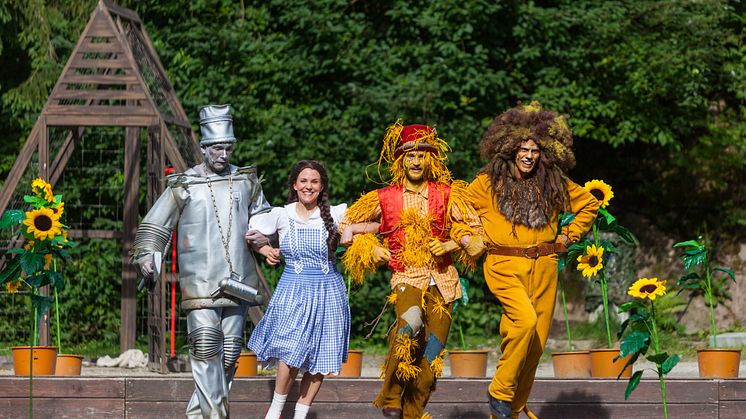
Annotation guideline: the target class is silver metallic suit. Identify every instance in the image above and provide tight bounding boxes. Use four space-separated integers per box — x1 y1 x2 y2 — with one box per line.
132 103 271 419
133 165 270 418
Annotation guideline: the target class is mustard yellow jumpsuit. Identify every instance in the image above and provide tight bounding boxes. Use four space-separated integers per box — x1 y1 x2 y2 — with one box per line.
468 174 599 418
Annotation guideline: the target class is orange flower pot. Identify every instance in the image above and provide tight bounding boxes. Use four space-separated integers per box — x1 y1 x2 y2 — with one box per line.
12 346 58 376
698 348 741 378
234 352 258 377
448 349 489 377
55 354 83 376
339 350 364 377
552 351 591 378
589 348 632 378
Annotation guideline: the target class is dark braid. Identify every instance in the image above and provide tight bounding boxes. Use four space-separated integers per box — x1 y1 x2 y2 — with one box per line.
286 160 339 260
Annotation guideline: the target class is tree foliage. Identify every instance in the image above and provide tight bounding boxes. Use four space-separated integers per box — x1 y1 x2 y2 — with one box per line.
0 0 743 349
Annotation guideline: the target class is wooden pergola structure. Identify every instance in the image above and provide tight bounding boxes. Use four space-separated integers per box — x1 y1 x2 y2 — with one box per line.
0 0 200 370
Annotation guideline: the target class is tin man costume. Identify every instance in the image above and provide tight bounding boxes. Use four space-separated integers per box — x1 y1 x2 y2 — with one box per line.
132 104 271 418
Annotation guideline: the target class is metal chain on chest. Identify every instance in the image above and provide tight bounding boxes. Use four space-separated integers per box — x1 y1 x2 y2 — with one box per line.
207 175 234 274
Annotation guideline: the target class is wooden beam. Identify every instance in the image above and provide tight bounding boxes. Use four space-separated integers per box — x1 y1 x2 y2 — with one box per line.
49 127 81 187
121 126 140 352
45 114 158 127
46 104 156 116
61 74 138 84
67 229 122 239
52 89 147 101
161 121 189 173
0 122 40 217
67 57 131 69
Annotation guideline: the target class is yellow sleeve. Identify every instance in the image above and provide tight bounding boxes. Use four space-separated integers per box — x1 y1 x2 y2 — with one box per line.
564 180 600 242
448 179 483 272
447 180 482 242
341 190 381 224
340 190 383 284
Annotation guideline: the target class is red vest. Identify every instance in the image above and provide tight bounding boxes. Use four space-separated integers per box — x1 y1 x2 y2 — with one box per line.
377 182 452 272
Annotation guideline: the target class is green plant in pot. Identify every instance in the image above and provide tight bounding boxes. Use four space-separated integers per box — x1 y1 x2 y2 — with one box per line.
447 277 489 377
567 179 637 377
674 236 740 377
0 178 75 415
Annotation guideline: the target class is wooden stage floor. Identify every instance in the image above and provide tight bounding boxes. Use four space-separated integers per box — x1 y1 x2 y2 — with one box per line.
1 376 745 418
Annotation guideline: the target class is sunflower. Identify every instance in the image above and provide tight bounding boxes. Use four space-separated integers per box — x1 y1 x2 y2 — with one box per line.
23 207 63 240
51 200 65 217
31 178 55 203
5 279 22 293
628 277 667 301
583 179 614 208
576 244 604 278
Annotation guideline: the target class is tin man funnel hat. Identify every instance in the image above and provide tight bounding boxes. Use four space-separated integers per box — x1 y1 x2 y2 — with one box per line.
199 104 236 145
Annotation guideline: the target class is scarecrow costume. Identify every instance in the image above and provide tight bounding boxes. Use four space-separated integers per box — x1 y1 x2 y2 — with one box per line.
132 105 271 418
341 121 483 419
468 102 599 419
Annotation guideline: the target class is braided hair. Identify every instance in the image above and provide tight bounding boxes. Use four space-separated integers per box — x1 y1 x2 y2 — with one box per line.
286 160 340 260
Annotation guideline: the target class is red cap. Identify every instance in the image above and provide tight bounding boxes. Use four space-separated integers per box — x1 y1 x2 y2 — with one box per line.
394 124 437 158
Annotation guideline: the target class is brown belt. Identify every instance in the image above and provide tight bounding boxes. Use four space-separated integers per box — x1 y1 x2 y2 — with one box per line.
487 242 567 259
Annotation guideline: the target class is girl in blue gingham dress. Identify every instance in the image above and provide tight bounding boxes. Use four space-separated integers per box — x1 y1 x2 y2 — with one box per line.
248 201 350 374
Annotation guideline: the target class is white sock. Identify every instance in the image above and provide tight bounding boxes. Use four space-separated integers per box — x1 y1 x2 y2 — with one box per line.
293 403 311 419
265 392 287 419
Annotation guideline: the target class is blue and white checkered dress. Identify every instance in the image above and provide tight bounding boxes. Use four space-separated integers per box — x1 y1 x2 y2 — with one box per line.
248 203 350 374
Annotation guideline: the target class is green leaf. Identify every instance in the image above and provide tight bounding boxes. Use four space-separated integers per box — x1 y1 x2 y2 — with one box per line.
619 300 646 313
20 252 44 274
661 354 680 374
620 330 650 357
0 209 25 228
31 294 53 318
559 212 576 227
49 270 65 291
624 370 644 400
598 207 617 227
557 256 566 272
611 224 638 245
713 267 735 282
673 239 702 249
677 272 701 286
647 352 669 364
599 239 617 254
0 257 21 282
681 249 707 271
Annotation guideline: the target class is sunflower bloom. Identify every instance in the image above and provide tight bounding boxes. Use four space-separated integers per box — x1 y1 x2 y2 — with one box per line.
576 244 604 278
5 280 22 293
51 200 65 217
31 178 55 203
43 254 53 270
23 207 63 240
628 277 667 301
583 179 614 208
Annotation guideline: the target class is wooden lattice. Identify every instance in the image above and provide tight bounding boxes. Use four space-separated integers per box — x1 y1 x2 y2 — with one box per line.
0 0 200 373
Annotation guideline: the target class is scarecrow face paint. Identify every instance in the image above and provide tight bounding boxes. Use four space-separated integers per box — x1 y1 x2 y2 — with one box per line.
202 143 234 175
404 150 428 185
515 139 540 178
